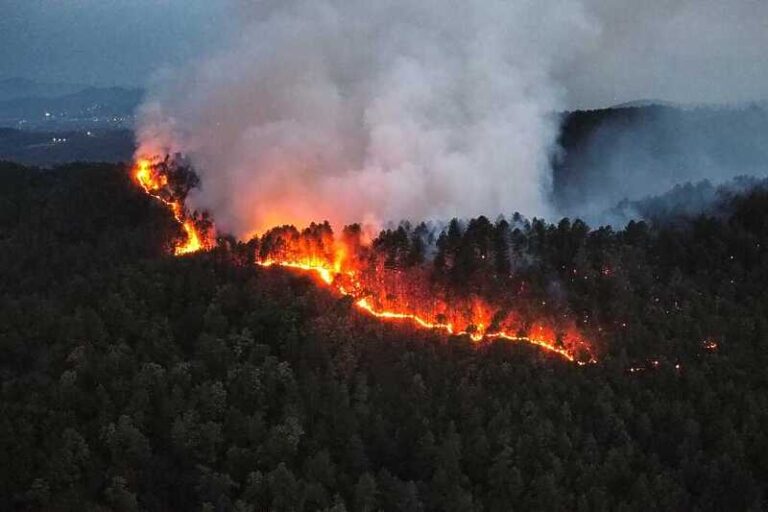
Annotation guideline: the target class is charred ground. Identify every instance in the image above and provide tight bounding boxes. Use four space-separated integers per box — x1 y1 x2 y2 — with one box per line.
1 162 768 510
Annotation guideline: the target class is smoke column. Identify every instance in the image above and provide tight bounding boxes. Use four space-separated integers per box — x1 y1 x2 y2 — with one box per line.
136 0 596 237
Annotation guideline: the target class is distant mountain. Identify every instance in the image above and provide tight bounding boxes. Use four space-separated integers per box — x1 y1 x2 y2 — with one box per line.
608 98 764 111
0 86 143 117
0 77 89 102
610 99 682 109
554 103 768 225
0 85 144 130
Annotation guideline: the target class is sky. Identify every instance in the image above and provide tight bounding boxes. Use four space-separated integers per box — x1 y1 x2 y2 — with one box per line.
0 0 766 107
0 0 230 87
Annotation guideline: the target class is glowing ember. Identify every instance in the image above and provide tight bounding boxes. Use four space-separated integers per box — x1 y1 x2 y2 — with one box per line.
256 254 593 364
133 158 206 255
132 157 597 364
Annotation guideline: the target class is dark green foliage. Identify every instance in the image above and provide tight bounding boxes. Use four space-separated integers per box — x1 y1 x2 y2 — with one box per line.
1 162 767 511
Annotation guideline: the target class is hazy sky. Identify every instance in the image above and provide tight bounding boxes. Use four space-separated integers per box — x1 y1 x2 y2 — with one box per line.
0 0 229 86
0 0 766 106
563 0 768 107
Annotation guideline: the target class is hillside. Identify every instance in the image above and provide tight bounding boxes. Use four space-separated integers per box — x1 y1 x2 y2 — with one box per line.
1 162 767 510
0 78 89 102
554 104 768 222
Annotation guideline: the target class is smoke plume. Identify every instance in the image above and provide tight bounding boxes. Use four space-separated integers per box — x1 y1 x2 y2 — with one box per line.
136 0 595 237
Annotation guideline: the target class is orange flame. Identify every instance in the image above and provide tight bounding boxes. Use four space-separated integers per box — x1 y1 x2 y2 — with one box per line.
132 157 596 364
258 255 594 364
133 158 205 255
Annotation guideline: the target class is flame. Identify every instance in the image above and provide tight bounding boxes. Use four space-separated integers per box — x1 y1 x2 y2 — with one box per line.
133 158 205 255
132 157 596 364
257 250 594 364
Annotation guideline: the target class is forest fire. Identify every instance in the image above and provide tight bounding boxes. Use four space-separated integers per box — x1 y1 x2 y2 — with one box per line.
256 259 584 365
133 158 208 255
132 158 596 364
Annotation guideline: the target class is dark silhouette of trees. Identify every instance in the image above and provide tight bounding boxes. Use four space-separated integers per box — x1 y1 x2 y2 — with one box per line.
1 161 768 510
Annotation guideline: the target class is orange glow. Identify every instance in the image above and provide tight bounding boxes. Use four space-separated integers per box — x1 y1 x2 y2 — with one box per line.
257 247 596 364
132 157 597 364
177 220 203 255
133 158 206 255
132 156 731 368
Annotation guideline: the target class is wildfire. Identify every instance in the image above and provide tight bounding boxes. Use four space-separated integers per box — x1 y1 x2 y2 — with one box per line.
133 158 206 255
257 249 592 363
132 157 596 364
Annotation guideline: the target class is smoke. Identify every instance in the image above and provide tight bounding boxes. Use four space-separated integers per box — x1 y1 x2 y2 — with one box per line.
562 0 768 109
138 0 768 235
136 0 596 237
551 0 768 226
613 176 768 225
553 104 768 225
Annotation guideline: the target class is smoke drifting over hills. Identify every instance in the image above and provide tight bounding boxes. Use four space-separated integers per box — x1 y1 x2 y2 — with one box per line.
137 0 596 236
555 105 768 225
137 0 768 235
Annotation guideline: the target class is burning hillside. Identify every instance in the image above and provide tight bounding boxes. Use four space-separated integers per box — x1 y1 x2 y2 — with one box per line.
133 157 596 364
134 157 212 255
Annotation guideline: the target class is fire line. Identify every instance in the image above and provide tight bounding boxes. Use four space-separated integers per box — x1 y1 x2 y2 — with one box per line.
134 159 202 255
258 259 581 362
133 158 595 365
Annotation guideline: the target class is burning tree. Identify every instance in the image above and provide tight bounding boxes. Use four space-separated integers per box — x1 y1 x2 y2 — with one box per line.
133 155 597 364
133 155 214 255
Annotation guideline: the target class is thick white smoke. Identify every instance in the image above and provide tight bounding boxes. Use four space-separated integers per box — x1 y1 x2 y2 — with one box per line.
137 0 596 236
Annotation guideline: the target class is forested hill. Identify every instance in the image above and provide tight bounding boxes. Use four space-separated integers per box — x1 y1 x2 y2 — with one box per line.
554 104 768 218
1 162 768 511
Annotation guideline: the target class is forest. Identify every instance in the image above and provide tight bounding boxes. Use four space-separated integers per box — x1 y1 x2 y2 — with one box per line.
1 161 767 511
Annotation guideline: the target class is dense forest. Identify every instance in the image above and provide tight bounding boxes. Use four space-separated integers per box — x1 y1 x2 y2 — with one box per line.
1 161 768 511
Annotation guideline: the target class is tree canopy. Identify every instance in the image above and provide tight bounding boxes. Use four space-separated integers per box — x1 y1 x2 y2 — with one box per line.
1 161 767 511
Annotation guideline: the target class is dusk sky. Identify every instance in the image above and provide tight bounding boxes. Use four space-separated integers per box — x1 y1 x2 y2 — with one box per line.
1 0 766 107
0 0 228 86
